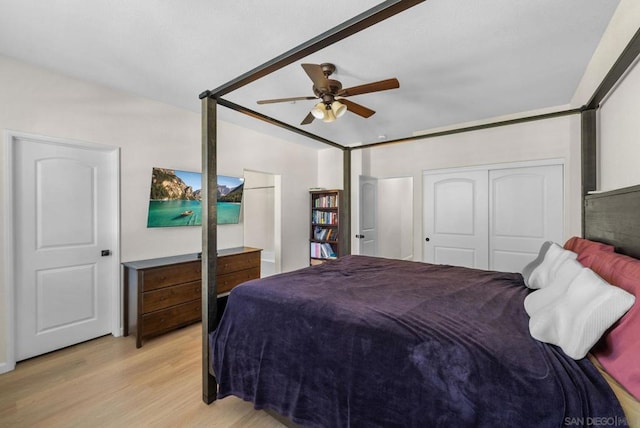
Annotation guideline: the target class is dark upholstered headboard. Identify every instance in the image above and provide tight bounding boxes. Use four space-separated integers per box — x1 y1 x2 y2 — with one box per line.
584 184 640 259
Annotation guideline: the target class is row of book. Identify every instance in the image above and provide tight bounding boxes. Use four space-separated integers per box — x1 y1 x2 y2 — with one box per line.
310 242 337 259
313 226 337 241
312 211 338 224
313 194 339 208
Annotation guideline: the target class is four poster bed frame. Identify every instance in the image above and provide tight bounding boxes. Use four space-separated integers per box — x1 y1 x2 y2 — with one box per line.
198 0 640 417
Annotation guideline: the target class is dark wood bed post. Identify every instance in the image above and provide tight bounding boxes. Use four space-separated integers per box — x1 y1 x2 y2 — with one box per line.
201 94 218 404
581 108 597 236
580 26 640 236
343 147 352 255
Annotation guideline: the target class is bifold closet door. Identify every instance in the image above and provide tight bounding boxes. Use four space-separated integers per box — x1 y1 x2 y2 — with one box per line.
489 165 563 273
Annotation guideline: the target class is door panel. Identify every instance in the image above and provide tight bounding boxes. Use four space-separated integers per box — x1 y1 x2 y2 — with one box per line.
37 264 97 332
434 247 476 268
489 165 563 272
14 137 116 361
359 176 378 256
37 159 96 248
424 171 488 269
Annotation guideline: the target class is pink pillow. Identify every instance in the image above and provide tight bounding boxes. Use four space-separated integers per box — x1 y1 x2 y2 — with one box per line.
563 236 615 256
586 250 640 400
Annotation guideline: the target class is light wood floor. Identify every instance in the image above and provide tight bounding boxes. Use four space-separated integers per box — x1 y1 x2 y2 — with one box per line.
0 323 286 428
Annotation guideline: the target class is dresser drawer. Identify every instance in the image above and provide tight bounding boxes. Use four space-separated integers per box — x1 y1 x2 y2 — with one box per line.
141 261 201 291
142 300 201 336
217 251 261 275
142 280 200 313
217 266 260 293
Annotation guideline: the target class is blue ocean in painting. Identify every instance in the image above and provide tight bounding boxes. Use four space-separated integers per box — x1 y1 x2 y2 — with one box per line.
146 200 241 227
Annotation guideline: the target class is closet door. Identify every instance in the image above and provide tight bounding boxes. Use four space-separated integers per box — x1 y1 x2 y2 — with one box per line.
489 165 563 272
423 162 563 273
423 170 489 268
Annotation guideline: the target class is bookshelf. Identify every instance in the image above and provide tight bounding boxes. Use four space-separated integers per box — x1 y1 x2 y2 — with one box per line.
309 189 347 265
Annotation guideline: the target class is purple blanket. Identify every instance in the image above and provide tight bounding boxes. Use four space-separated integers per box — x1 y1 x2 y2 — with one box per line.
211 255 626 427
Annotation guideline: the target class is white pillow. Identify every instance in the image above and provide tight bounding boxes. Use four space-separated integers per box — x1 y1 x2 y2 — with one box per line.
521 241 552 287
526 243 577 289
528 268 635 360
524 257 584 316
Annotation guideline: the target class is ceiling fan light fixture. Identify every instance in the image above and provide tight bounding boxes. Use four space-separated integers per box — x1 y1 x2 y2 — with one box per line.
311 102 326 120
322 108 336 123
332 100 347 118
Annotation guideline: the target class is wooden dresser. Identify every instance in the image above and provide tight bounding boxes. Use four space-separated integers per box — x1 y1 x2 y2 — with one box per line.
123 246 261 348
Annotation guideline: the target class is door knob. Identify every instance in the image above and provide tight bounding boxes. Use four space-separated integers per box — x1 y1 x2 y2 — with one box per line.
425 237 430 242
101 249 112 256
355 234 365 239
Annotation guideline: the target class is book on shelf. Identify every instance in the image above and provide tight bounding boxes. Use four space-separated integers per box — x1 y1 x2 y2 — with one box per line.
312 194 339 208
310 242 337 259
313 226 336 241
312 210 338 224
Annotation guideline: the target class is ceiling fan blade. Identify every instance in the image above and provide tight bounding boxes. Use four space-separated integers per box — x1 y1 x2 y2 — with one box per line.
339 99 376 118
300 111 315 125
257 96 317 105
338 78 399 97
301 63 329 89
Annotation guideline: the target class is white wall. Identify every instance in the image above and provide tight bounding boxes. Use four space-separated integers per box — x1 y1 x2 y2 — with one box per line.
377 177 413 260
0 55 318 370
317 147 343 189
598 59 640 190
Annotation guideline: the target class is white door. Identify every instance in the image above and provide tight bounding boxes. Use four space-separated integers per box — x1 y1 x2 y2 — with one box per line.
13 136 117 361
489 165 563 272
359 175 378 256
423 170 489 268
423 162 563 272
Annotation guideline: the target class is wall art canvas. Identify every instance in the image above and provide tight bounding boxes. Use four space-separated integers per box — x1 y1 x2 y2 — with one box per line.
146 167 244 227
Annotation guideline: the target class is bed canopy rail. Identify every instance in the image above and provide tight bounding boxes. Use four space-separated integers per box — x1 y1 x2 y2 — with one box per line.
199 0 426 100
200 0 640 404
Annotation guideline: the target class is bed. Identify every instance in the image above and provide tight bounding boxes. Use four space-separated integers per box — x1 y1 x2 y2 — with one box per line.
198 2 640 426
208 186 640 427
211 251 634 427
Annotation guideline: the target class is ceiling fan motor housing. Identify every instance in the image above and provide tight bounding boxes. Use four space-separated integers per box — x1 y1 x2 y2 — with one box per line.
320 62 336 77
313 79 343 99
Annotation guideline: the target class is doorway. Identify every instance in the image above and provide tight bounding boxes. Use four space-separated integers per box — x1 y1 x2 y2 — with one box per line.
5 132 120 369
242 170 281 276
358 175 413 260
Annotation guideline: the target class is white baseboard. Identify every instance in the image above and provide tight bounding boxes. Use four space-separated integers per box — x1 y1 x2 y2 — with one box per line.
0 360 16 374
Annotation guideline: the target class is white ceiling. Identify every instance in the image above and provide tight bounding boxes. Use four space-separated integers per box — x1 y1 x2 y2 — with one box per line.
0 0 621 148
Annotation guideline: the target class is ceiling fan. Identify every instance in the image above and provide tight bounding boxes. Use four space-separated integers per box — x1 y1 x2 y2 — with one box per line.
256 63 399 125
